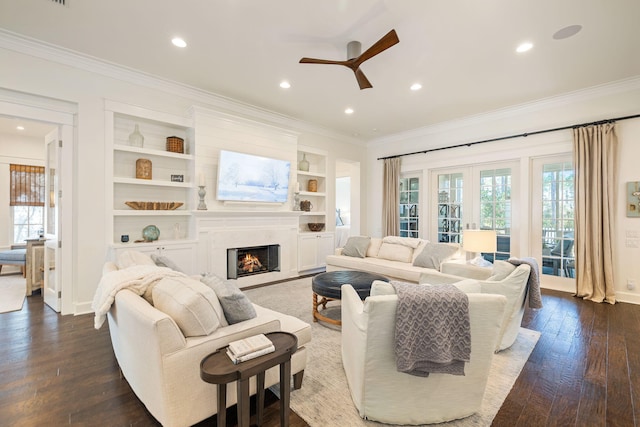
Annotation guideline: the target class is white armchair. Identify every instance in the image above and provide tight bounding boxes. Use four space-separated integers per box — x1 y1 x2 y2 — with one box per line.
341 282 507 425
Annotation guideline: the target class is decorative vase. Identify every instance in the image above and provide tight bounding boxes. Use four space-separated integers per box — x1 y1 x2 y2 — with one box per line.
129 124 144 148
298 153 310 172
136 158 152 180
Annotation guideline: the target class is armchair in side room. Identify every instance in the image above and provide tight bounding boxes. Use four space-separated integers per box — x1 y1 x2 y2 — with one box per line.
542 233 574 278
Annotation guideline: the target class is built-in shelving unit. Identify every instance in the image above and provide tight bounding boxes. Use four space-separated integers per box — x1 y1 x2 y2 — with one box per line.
296 146 333 272
105 101 196 255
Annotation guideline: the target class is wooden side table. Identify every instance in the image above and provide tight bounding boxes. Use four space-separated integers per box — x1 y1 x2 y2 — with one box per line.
25 238 45 296
200 332 298 427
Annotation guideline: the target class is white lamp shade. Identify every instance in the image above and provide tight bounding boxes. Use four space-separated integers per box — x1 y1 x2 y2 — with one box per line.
462 229 497 252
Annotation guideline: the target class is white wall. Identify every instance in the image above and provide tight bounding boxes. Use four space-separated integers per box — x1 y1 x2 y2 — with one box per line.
0 40 366 314
367 78 640 303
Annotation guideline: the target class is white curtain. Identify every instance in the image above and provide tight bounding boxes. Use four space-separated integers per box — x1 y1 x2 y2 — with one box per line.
573 122 617 304
383 158 401 237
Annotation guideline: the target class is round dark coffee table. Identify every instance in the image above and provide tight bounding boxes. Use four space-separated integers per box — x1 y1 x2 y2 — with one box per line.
312 270 389 326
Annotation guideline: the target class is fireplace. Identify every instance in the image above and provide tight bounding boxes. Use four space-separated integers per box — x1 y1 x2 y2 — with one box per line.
227 244 280 279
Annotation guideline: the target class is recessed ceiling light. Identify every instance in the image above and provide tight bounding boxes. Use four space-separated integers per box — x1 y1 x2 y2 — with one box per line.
279 81 291 89
410 83 422 91
171 37 187 48
516 42 533 53
345 108 354 115
553 25 582 40
16 125 25 131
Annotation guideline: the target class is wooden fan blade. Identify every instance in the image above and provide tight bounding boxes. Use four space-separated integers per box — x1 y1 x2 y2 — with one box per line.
299 57 348 66
354 68 373 90
355 29 400 66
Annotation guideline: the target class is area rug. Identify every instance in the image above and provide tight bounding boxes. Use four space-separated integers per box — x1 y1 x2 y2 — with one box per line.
245 277 540 427
0 275 26 313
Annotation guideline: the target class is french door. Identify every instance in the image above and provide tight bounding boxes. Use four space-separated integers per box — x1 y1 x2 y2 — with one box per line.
431 161 519 261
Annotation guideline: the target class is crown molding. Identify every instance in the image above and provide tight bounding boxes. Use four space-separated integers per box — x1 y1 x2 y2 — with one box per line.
369 75 640 147
0 29 364 145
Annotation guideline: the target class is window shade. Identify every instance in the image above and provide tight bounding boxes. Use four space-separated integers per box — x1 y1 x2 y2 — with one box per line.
10 164 45 207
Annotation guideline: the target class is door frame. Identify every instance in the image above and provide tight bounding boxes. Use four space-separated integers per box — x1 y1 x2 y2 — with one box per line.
0 91 76 314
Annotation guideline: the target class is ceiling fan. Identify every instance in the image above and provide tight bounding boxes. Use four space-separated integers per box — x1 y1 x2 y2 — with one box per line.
299 29 400 90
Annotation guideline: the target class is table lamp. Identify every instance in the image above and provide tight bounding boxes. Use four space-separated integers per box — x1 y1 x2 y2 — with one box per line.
462 229 497 266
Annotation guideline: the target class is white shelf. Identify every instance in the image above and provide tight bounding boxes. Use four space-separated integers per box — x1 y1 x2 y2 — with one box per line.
299 191 326 197
113 210 191 216
297 170 326 179
301 211 326 216
114 144 194 160
113 177 192 188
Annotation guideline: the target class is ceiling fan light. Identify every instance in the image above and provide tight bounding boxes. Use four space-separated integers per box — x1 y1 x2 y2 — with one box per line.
516 42 533 53
171 37 187 48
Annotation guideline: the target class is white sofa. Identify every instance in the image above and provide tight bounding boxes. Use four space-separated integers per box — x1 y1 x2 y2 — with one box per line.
341 282 507 424
101 260 311 427
326 236 466 283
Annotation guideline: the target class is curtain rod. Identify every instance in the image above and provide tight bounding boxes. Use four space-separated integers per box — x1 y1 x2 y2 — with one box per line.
377 113 640 160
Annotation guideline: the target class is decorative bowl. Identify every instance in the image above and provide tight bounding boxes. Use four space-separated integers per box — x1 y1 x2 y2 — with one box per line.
125 201 184 210
307 223 325 232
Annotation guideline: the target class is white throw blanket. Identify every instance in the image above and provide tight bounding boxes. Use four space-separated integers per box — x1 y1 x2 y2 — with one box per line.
92 264 186 329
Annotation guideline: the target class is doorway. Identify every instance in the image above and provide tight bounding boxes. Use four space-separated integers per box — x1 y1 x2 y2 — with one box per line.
0 91 75 314
335 159 360 247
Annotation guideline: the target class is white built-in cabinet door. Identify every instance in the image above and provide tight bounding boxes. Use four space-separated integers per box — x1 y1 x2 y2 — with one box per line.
298 233 334 272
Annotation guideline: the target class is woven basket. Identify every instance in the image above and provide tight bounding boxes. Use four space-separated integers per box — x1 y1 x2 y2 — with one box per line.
166 136 184 154
307 179 318 192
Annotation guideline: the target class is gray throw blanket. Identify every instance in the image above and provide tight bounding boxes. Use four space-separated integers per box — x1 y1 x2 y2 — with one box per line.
392 281 471 377
508 257 543 309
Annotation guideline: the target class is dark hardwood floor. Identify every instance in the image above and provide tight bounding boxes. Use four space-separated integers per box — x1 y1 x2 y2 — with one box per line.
1 281 638 426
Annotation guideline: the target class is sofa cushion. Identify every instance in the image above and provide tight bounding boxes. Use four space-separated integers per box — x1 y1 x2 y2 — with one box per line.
370 280 396 296
152 276 223 337
377 242 414 263
342 236 371 258
412 242 459 271
366 238 383 257
201 273 257 324
488 260 516 281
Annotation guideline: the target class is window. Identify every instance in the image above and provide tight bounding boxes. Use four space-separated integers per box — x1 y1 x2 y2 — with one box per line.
10 164 45 243
437 173 463 243
541 161 575 277
399 176 419 237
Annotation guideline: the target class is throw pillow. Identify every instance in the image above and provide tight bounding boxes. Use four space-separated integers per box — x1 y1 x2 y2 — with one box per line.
381 236 422 248
412 242 459 271
152 276 222 337
366 238 383 257
150 254 184 273
201 273 256 324
488 260 516 281
117 250 156 269
377 242 414 263
342 236 371 258
370 280 396 296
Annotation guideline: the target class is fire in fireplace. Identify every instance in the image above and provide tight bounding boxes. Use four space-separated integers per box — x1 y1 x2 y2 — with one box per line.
227 244 280 279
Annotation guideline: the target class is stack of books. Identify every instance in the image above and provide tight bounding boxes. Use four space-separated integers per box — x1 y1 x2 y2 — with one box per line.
226 334 275 364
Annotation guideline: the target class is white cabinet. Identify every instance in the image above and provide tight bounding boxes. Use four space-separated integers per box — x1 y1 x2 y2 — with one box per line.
110 241 197 275
298 232 334 272
105 101 195 246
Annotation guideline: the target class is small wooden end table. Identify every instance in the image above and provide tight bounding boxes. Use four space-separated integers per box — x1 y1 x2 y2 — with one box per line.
200 331 298 427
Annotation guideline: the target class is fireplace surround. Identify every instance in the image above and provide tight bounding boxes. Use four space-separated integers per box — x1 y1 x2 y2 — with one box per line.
227 244 280 279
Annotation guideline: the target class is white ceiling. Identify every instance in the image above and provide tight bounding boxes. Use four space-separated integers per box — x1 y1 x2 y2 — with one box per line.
1 0 639 140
